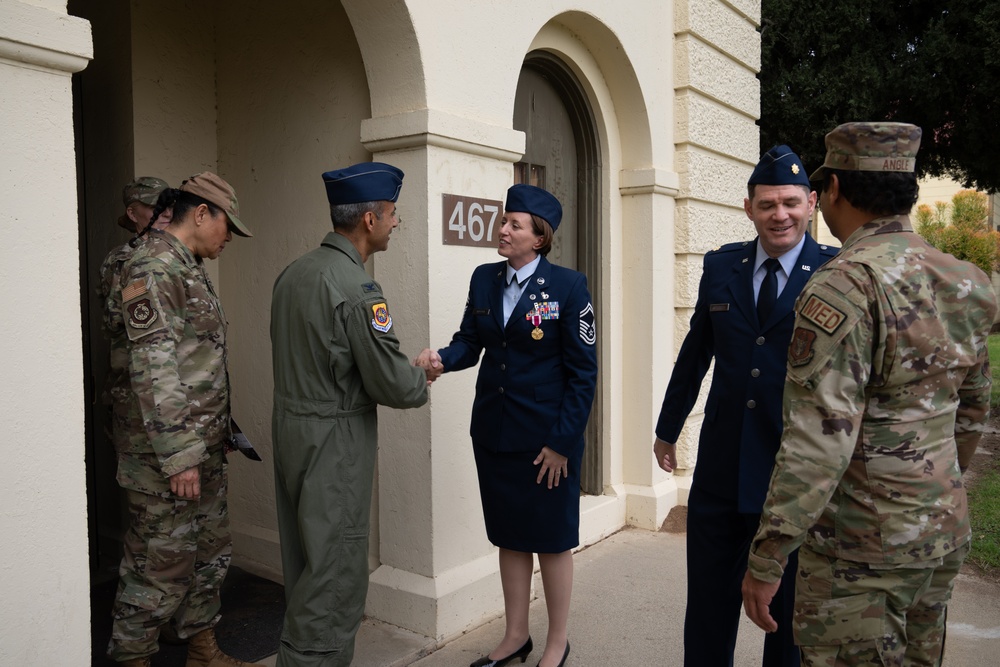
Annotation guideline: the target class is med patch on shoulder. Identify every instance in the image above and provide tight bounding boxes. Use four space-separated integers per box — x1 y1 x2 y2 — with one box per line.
371 302 393 333
799 294 847 334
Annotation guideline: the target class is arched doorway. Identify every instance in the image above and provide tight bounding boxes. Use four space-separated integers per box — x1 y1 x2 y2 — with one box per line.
513 51 603 494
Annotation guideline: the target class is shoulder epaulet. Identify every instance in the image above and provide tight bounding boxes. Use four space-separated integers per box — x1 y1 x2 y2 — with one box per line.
707 240 753 255
818 244 840 257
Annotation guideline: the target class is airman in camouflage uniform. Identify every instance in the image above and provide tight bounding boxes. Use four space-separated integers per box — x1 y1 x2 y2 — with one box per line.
100 177 172 449
743 123 997 666
106 172 261 667
270 163 429 667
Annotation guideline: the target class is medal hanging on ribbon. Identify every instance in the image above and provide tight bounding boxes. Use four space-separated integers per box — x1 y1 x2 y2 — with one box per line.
531 312 544 340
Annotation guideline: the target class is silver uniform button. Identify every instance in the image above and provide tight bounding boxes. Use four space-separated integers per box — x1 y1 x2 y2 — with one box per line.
751 368 760 377
747 400 756 409
498 387 505 394
756 336 765 345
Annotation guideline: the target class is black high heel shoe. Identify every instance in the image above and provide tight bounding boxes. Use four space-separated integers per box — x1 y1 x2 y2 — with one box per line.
470 636 533 667
535 641 569 667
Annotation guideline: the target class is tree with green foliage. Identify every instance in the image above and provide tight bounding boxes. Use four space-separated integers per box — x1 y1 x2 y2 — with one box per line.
915 189 1000 274
760 1 1000 193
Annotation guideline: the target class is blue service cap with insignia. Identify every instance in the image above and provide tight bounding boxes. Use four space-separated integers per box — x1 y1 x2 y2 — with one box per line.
748 144 810 188
322 162 404 205
505 183 563 231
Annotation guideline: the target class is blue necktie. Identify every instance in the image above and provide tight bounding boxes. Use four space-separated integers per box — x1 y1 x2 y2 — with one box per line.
757 258 780 326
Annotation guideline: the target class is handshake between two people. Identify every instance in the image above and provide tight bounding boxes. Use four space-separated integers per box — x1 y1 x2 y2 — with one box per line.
414 348 443 385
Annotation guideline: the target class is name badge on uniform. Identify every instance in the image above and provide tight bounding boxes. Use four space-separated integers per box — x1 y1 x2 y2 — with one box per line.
473 308 491 316
709 303 730 312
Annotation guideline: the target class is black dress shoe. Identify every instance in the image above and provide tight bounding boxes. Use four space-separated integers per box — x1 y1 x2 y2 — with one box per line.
470 636 533 667
535 641 569 667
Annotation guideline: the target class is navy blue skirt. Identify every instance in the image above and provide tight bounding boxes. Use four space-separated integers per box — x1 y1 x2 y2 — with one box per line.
472 442 581 553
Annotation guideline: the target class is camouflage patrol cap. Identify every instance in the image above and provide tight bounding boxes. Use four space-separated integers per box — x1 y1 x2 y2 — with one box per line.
123 176 169 206
809 122 922 181
180 171 252 237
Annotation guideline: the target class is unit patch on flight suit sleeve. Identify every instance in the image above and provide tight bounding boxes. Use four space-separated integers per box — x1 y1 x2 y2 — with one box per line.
371 302 393 333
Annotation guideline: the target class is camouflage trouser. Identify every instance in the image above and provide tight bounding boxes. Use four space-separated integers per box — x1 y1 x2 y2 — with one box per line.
794 542 968 667
107 450 232 661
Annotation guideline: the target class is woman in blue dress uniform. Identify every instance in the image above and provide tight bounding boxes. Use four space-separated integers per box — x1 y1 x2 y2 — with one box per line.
427 184 597 667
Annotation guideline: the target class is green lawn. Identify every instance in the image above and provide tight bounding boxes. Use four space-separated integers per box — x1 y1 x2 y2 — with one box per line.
991 334 1000 408
969 334 1000 571
968 470 1000 571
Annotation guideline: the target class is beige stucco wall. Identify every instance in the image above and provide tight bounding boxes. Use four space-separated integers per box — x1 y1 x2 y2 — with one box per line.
669 0 761 487
0 1 92 663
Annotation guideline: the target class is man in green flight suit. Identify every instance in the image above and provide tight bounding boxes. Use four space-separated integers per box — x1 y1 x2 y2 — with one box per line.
270 162 431 666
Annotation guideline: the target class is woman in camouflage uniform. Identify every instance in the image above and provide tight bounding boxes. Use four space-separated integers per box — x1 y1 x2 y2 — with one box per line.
106 172 258 667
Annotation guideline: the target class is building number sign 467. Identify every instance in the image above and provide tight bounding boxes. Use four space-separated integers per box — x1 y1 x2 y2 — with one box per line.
442 194 502 248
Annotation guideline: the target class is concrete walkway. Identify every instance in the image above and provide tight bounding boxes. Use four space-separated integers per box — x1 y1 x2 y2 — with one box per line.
261 528 1000 666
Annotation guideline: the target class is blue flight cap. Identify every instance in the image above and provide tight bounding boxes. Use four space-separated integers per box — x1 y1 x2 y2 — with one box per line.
322 162 404 205
748 145 810 187
505 184 562 231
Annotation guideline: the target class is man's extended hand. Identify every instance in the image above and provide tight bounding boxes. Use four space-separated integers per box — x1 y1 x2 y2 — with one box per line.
741 570 781 633
414 348 443 384
653 437 678 473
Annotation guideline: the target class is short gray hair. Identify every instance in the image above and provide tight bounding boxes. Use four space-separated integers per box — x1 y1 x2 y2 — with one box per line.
330 201 382 231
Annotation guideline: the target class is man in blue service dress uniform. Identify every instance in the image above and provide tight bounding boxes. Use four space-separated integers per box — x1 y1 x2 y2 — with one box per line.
652 146 838 666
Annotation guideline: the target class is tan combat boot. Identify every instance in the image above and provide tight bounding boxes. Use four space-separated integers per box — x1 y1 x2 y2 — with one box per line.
118 659 152 667
185 628 265 667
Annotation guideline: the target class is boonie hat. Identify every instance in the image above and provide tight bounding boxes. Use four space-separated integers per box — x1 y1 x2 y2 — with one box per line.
748 145 809 188
505 184 562 232
323 162 404 206
123 176 169 206
180 171 252 237
809 122 922 182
